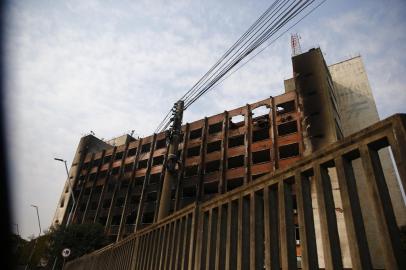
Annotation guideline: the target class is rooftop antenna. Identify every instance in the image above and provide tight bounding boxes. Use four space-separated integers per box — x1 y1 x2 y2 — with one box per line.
291 33 302 56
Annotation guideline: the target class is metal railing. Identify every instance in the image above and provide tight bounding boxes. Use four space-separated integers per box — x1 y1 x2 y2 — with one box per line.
64 114 406 270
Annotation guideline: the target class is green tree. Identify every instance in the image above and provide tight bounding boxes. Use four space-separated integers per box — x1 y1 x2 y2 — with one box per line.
48 223 108 267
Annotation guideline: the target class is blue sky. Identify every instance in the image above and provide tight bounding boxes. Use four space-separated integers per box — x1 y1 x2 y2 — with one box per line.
5 0 406 239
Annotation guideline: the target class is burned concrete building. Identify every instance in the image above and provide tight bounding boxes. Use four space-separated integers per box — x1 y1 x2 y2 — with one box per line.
54 47 406 269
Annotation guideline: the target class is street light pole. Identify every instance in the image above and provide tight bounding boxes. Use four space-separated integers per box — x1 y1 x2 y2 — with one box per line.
31 205 42 235
54 158 76 226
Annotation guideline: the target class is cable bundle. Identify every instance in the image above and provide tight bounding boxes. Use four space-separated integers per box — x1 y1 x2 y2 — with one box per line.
154 0 327 134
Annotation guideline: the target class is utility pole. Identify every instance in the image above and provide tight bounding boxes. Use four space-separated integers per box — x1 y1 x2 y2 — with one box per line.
157 100 184 220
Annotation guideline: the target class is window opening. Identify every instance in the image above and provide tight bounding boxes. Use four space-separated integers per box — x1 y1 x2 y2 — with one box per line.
279 143 299 159
155 138 166 149
227 177 243 191
127 148 137 157
229 115 245 129
187 146 200 157
277 121 298 136
204 182 218 195
205 160 220 173
149 173 161 184
104 155 111 164
189 128 202 140
208 122 222 134
228 135 245 148
184 165 198 177
102 199 111 208
276 100 295 115
152 155 164 166
141 143 151 153
207 140 222 153
252 149 271 164
253 128 269 142
115 152 124 160
228 155 244 169
138 159 148 169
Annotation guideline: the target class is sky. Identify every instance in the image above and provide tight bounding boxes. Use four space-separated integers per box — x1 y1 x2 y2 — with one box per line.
4 0 406 239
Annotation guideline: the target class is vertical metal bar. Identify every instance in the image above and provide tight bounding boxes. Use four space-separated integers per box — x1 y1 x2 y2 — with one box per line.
278 180 296 270
295 171 318 270
360 144 406 269
334 155 372 269
314 163 343 269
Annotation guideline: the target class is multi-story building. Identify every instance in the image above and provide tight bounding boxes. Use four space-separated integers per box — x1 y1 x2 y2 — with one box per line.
53 47 405 268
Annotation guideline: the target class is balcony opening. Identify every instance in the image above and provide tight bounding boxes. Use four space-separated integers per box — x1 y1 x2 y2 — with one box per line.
89 173 97 181
184 165 199 177
277 120 298 136
142 212 154 224
207 140 221 153
183 186 196 198
205 160 220 174
276 100 295 115
111 215 121 225
149 173 161 184
82 162 90 170
208 122 223 134
94 186 102 194
115 197 125 207
152 155 164 166
141 143 151 153
204 181 218 196
252 149 271 164
130 195 140 204
127 147 137 157
227 177 243 191
279 143 300 159
229 115 245 129
120 179 129 190
112 167 120 175
90 201 98 210
228 135 245 148
187 146 200 157
98 170 107 179
104 155 111 164
124 163 133 172
253 128 270 142
79 203 86 211
84 187 91 195
146 191 157 201
115 152 124 160
102 199 111 209
134 176 145 185
155 138 167 149
228 155 245 169
189 128 202 140
93 159 101 167
126 211 137 224
138 159 148 169
107 183 115 192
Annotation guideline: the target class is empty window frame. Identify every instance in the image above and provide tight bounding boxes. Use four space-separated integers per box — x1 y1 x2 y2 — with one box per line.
93 186 102 194
84 187 91 195
126 211 137 224
155 138 167 149
89 173 97 181
111 215 121 225
120 179 129 190
279 143 300 159
252 149 271 164
252 173 266 180
98 216 107 226
115 197 125 207
208 122 222 134
229 115 245 129
115 152 124 160
205 160 220 174
104 155 112 164
152 155 164 166
228 155 244 169
98 171 107 179
146 192 157 201
107 183 115 192
228 135 245 148
227 177 243 191
277 120 298 136
276 100 295 115
134 176 145 186
90 201 98 210
204 181 218 196
93 159 101 167
138 159 148 169
141 143 151 153
253 128 269 142
149 173 161 184
207 140 222 153
130 195 140 204
127 147 137 157
183 186 196 198
124 163 133 172
189 128 202 140
102 199 111 208
142 212 154 224
184 165 199 177
187 146 200 157
111 167 120 175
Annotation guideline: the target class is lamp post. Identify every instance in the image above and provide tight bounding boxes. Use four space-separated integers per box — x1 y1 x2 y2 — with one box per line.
54 158 76 225
25 205 42 270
